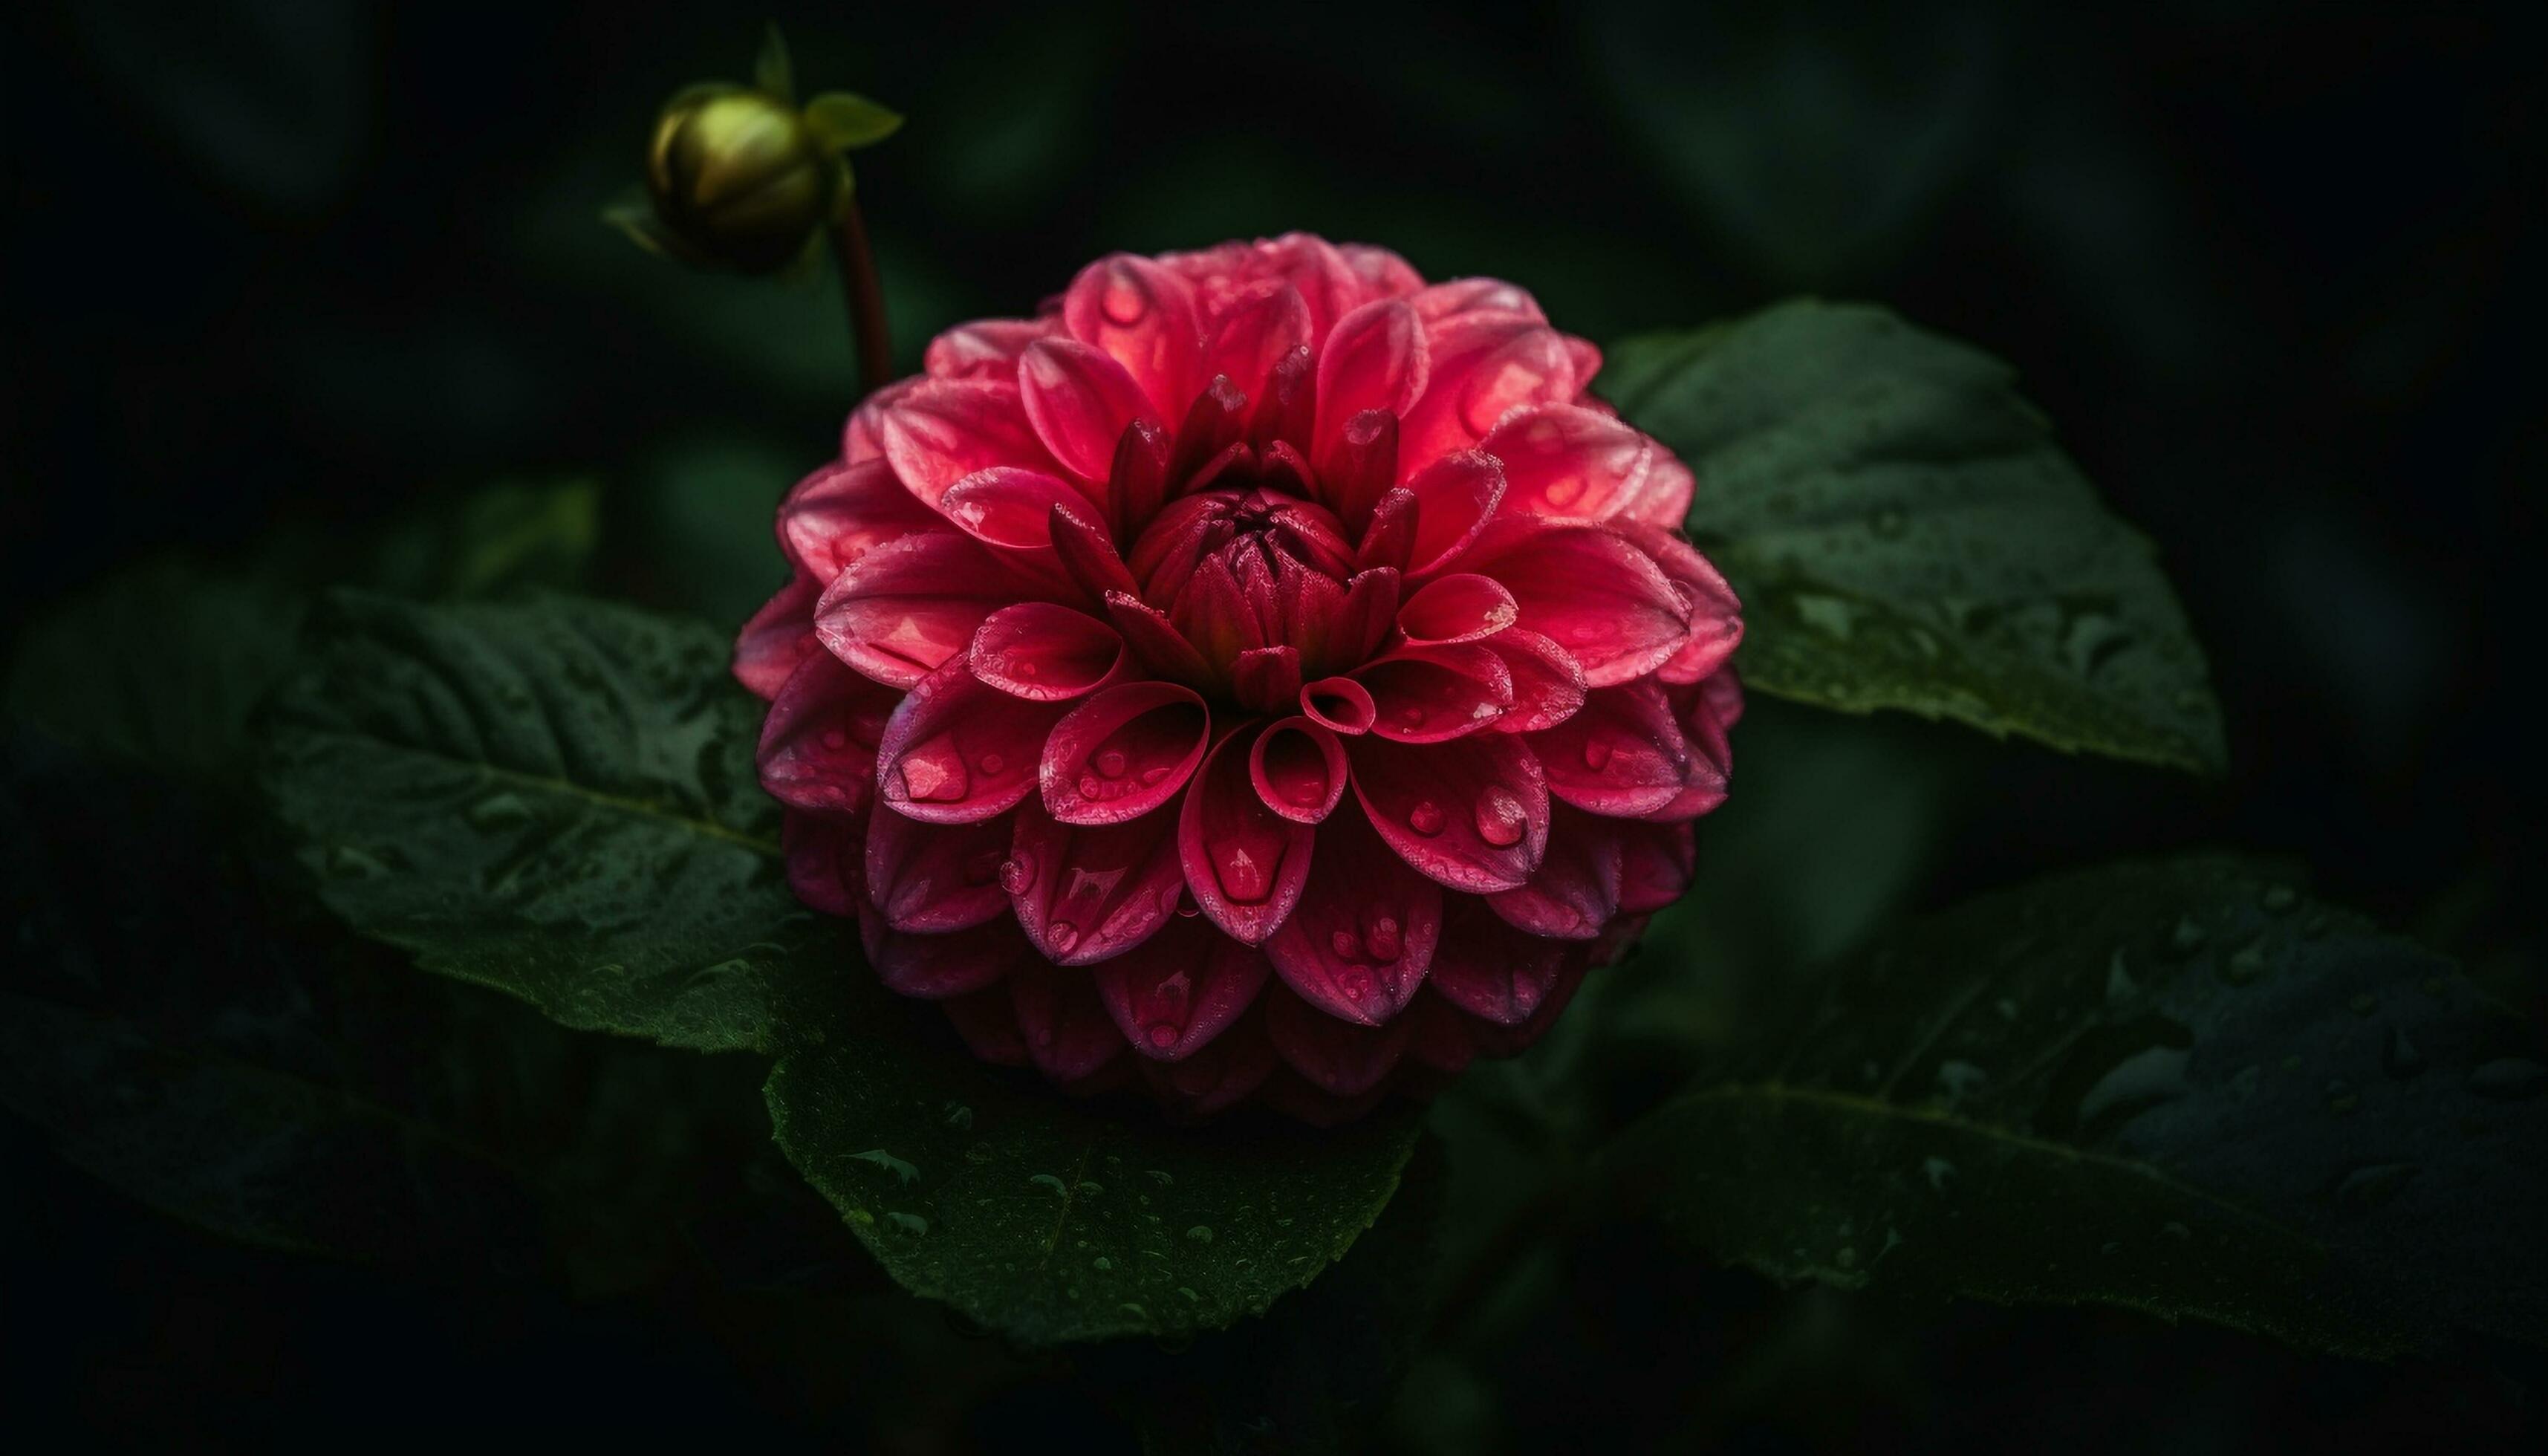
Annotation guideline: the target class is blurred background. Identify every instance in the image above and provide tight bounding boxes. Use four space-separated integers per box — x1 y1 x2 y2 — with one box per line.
3 0 2541 1449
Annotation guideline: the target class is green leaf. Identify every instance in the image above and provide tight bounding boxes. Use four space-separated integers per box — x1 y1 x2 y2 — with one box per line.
765 994 1426 1347
804 92 905 151
259 590 833 1053
753 23 795 103
1604 301 2226 773
1602 857 2547 1356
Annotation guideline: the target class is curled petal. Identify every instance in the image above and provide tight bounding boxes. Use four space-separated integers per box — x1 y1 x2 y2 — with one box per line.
1264 984 1410 1096
969 602 1125 701
779 458 939 582
1426 897 1570 1026
1397 573 1518 646
1531 680 1691 818
1265 801 1442 1024
1621 454 1695 530
937 467 1087 553
1647 672 1737 821
1409 277 1544 323
1062 253 1201 418
813 530 1015 689
1322 568 1401 673
1619 521 1744 684
1049 501 1141 601
872 656 1063 823
758 651 896 816
1248 344 1316 456
735 573 821 701
1481 628 1587 734
1039 680 1211 825
1249 715 1348 824
1264 232 1362 338
1019 338 1160 487
1400 314 1579 466
1339 242 1425 302
1356 641 1514 744
781 810 861 917
1102 589 1215 686
1399 449 1505 574
1108 419 1173 539
862 910 1030 999
1478 404 1658 523
1202 282 1313 403
1314 299 1427 457
1137 1005 1279 1119
844 376 922 465
1466 952 1593 1059
1179 721 1316 945
1300 675 1377 735
1009 959 1128 1085
1452 521 1689 688
1007 796 1186 964
1093 917 1271 1060
865 804 1014 933
879 378 1058 511
1486 807 1624 940
1614 819 1697 914
1348 728 1549 892
925 316 1059 380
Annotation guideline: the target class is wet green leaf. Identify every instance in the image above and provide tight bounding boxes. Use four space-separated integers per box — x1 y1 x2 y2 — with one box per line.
765 997 1425 1347
1604 301 2225 773
804 92 904 152
1604 857 2547 1356
259 591 833 1053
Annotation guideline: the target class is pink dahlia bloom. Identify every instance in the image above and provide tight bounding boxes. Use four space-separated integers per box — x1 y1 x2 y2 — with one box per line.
739 233 1743 1122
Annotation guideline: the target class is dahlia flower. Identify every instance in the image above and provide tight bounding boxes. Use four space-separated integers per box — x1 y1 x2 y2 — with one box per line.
739 234 1743 1122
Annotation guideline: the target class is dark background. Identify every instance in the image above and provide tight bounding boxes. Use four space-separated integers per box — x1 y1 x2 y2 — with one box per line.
3 0 2540 1449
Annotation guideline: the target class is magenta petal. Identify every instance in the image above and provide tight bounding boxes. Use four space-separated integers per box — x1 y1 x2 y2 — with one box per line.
1062 253 1201 418
924 316 1057 380
1264 985 1410 1096
1486 807 1623 940
1531 680 1691 818
758 651 895 816
1019 337 1160 487
1092 917 1272 1061
1454 521 1689 688
1397 573 1518 646
862 910 1029 999
1314 299 1426 455
1645 674 1735 821
1356 641 1514 744
1004 796 1185 965
1399 315 1579 466
863 804 1014 933
735 574 820 701
878 378 1058 510
1614 819 1697 914
1400 449 1506 575
1348 729 1549 893
1202 282 1313 403
1049 501 1142 601
1478 404 1658 523
937 467 1088 553
1265 800 1441 1023
1481 628 1587 734
1180 722 1316 946
1137 1005 1279 1118
1426 897 1570 1026
1039 680 1210 825
1353 487 1418 576
1300 675 1377 735
813 530 1014 689
844 376 921 465
1009 960 1128 1085
872 656 1062 823
1619 522 1744 685
1410 277 1544 324
1102 590 1215 686
1231 644 1303 715
969 602 1125 702
779 458 938 581
1249 715 1348 824
781 810 862 917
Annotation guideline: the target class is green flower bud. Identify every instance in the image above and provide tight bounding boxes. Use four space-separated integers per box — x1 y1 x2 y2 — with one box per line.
643 84 837 275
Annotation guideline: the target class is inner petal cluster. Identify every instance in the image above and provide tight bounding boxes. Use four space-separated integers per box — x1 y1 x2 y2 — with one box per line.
738 233 1744 1122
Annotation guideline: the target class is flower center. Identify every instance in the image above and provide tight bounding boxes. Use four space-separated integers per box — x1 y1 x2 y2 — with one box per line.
1122 487 1360 694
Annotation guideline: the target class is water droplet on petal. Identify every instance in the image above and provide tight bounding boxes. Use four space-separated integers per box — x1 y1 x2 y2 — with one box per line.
1214 846 1271 904
1146 1023 1177 1049
1581 738 1613 772
893 734 970 803
1406 800 1445 836
998 857 1036 895
1365 914 1403 961
820 728 848 750
1048 921 1081 956
1543 474 1585 509
1340 969 1373 1002
1078 773 1105 799
1102 274 1149 327
1096 750 1128 777
1330 929 1362 961
1475 788 1527 848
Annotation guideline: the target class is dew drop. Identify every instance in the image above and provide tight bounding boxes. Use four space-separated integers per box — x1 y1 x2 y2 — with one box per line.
2167 913 2208 956
891 734 970 803
1397 705 1428 730
820 728 848 750
1542 474 1585 509
1100 275 1149 327
1581 738 1613 772
1406 799 1446 836
1049 921 1082 956
1365 914 1403 961
1330 929 1362 961
1078 773 1105 799
1146 1022 1178 1049
1185 1225 1214 1244
1214 846 1272 904
998 857 1036 895
1140 765 1170 786
1096 749 1129 777
1475 788 1528 848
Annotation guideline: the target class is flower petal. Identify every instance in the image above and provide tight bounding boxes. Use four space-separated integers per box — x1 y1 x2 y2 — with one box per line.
878 378 1058 511
1618 521 1744 684
735 573 820 701
1481 628 1587 734
1039 680 1211 826
1478 404 1658 523
1300 675 1377 735
813 530 1015 689
1137 1004 1279 1118
1396 572 1518 646
872 656 1062 823
1265 799 1442 1023
1452 521 1689 688
1485 807 1623 940
924 316 1059 380
1201 281 1313 403
1400 449 1505 574
1093 917 1271 1061
863 802 1014 933
1102 590 1215 686
758 651 896 816
1019 337 1161 488
1530 680 1691 818
1249 715 1348 824
1263 984 1409 1096
779 458 940 582
1356 641 1514 744
1314 299 1427 459
862 909 1030 999
781 809 861 917
1399 314 1579 467
1062 253 1201 418
1613 819 1697 914
969 602 1125 701
942 984 1030 1067
936 467 1087 553
844 377 922 465
1348 728 1549 893
1426 897 1570 1025
1006 796 1186 964
1179 721 1316 946
1008 959 1128 1085
1409 277 1545 323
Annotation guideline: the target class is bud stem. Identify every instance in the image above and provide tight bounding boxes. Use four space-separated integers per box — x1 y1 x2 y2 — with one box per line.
828 192 893 396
